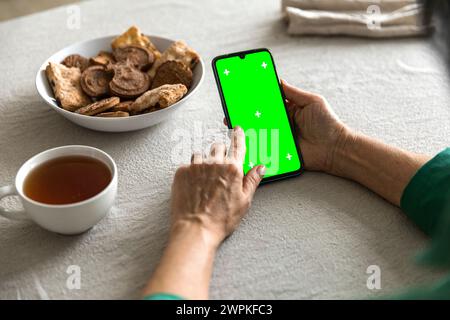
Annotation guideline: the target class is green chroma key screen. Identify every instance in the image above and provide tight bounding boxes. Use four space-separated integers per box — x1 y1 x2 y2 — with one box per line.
214 50 302 179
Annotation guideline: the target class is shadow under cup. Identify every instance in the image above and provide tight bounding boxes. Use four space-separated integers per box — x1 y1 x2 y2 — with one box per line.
2 145 118 235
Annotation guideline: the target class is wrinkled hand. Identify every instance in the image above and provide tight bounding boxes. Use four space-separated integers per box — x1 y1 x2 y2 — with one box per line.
170 127 266 247
282 80 349 173
223 81 348 173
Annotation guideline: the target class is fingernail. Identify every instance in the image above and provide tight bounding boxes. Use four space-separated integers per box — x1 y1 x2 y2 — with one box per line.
257 165 266 176
234 126 242 132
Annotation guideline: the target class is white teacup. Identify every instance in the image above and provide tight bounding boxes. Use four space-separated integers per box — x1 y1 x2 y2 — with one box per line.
0 145 117 235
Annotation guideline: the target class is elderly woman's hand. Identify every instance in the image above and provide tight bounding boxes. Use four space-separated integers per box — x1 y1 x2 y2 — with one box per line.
281 80 429 205
144 127 265 299
281 80 349 174
223 80 349 174
170 126 265 248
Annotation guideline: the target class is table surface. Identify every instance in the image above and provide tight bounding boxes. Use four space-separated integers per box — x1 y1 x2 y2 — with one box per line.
1 0 449 300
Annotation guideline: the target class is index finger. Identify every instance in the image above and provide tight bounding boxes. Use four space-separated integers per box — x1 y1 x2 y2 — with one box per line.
228 126 246 164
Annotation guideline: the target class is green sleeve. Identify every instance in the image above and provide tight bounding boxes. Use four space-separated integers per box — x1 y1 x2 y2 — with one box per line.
389 275 450 300
386 148 450 299
400 148 450 236
142 293 184 300
400 147 450 268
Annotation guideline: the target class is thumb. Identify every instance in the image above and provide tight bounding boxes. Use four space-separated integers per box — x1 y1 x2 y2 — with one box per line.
281 79 315 107
243 165 266 195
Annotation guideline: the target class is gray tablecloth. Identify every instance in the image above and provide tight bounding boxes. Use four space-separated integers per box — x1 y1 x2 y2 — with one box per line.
1 0 449 300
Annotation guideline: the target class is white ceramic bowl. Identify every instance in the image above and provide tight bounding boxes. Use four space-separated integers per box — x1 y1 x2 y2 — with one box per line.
35 35 204 132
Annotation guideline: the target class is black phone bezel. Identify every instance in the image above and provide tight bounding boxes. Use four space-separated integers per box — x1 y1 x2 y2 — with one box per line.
211 48 305 184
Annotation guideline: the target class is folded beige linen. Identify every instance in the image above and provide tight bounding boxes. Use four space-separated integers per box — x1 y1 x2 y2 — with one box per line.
282 0 418 12
282 0 430 37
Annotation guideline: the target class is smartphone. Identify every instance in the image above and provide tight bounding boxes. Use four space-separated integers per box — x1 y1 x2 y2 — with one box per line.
212 48 303 183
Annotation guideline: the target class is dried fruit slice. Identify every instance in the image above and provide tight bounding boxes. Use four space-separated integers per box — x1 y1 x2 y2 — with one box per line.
75 96 120 116
112 101 133 112
96 111 129 117
109 61 150 99
113 45 154 71
111 26 161 60
62 54 90 72
131 84 187 113
80 66 113 97
151 60 193 90
90 51 116 67
147 40 199 78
